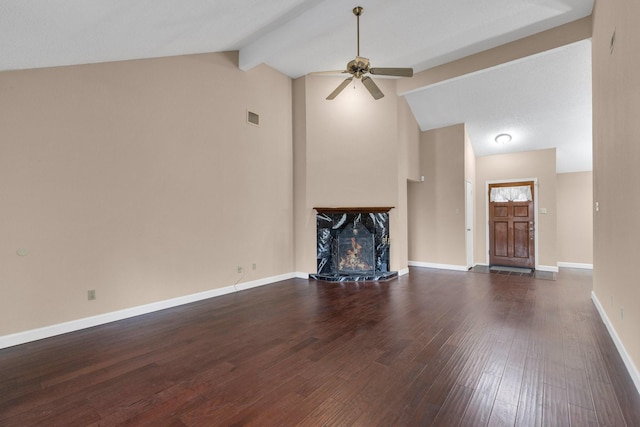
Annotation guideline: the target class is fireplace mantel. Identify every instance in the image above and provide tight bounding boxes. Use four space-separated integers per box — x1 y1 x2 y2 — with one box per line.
314 207 394 214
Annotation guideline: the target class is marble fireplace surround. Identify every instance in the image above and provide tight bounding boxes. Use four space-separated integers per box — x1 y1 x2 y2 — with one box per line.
309 207 398 282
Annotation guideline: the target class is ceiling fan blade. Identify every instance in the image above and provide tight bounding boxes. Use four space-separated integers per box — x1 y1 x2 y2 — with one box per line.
310 70 348 76
361 76 384 100
326 77 354 100
369 67 414 77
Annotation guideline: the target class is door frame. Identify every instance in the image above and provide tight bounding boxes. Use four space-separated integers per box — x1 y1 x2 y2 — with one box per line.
485 178 539 269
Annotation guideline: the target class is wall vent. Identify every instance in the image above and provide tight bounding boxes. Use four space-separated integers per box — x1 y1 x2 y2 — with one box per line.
247 110 260 126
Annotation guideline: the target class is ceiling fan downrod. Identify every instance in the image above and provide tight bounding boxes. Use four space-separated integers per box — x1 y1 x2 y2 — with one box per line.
353 6 363 57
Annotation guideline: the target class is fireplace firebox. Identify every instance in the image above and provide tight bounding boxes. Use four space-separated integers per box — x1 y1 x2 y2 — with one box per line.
310 207 397 282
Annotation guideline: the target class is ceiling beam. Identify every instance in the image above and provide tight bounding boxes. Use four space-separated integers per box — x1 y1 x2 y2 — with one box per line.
397 16 593 96
238 1 346 75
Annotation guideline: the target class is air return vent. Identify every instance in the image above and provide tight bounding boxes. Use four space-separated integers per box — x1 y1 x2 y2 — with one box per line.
247 110 260 127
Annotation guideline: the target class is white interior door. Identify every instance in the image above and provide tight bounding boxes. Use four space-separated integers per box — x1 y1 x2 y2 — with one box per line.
466 180 474 268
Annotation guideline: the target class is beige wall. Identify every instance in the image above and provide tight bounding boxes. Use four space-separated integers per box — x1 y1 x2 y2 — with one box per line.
400 97 421 183
292 77 312 273
557 172 593 265
293 76 412 274
397 97 422 268
304 76 399 206
0 52 294 335
592 0 640 375
408 124 467 267
475 149 557 268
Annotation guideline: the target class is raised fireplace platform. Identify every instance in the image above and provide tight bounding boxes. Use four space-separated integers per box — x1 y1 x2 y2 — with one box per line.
309 271 398 282
310 207 397 282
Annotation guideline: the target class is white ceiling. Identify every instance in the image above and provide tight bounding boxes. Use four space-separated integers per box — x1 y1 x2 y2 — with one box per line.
405 40 593 173
0 0 594 172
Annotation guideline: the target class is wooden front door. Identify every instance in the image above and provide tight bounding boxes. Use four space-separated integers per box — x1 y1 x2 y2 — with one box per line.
489 182 535 268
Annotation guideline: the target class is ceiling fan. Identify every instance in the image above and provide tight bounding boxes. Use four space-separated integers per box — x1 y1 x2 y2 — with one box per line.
318 6 413 100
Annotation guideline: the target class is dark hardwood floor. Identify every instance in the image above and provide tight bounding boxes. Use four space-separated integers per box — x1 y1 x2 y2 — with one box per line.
1 267 639 426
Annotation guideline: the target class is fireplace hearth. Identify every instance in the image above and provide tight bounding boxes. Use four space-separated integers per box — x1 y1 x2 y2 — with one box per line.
310 207 397 282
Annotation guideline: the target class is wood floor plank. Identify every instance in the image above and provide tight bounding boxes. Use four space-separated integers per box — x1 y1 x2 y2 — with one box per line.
0 268 638 426
495 364 525 408
542 383 570 426
2 397 101 426
488 399 518 427
589 380 626 426
515 355 544 427
565 366 595 410
568 403 599 427
460 372 502 426
297 397 363 427
431 384 475 426
590 322 640 425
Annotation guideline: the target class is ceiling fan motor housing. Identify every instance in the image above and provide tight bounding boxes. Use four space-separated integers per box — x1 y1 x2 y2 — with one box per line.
347 57 370 78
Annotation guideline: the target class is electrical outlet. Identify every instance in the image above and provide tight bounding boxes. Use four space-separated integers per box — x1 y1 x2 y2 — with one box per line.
16 248 29 256
237 266 243 273
88 290 96 301
252 263 257 270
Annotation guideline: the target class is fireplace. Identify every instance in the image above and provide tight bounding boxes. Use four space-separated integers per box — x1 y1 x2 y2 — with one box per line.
310 207 397 282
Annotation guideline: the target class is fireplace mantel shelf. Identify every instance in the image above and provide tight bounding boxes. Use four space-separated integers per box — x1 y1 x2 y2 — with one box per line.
314 207 394 214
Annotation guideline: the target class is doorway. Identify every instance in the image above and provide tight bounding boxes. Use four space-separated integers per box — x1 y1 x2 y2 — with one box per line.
488 181 535 268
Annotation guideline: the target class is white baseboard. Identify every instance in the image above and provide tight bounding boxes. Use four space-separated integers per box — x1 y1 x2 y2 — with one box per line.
0 272 297 350
234 273 297 291
591 291 640 395
398 267 410 276
408 261 468 272
536 265 559 273
558 262 593 270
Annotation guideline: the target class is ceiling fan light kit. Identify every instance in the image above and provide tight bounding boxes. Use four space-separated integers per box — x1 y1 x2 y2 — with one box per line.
319 6 413 101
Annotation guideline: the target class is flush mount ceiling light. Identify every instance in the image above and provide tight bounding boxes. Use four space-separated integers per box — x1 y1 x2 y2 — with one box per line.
495 133 512 144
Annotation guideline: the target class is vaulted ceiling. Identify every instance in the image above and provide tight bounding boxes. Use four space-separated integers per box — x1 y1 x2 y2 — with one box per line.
1 0 594 172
